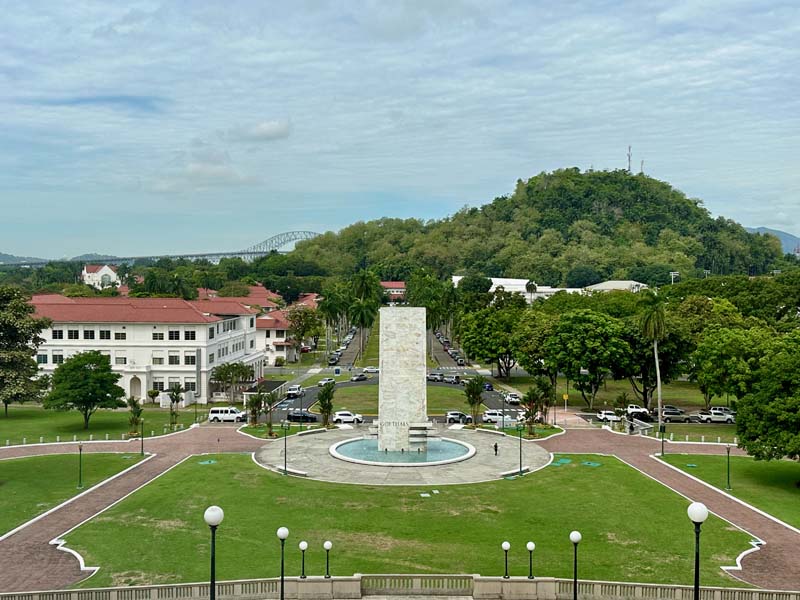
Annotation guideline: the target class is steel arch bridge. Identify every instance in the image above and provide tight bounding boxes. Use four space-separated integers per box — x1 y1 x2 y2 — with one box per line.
8 231 322 267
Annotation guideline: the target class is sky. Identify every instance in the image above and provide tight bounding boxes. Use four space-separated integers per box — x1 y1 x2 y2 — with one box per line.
1 0 799 258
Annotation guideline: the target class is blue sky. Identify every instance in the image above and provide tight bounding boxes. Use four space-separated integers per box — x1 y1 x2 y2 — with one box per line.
2 1 798 258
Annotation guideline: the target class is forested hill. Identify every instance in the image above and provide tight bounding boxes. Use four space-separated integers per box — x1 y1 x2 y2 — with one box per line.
291 168 786 287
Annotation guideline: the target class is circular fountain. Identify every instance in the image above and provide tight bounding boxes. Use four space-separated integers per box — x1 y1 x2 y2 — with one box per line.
330 436 475 467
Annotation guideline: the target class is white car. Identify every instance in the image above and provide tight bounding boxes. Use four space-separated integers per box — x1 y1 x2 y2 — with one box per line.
363 366 380 373
505 392 522 405
317 378 336 387
208 407 245 423
482 410 509 424
333 410 364 424
286 385 304 398
597 410 621 423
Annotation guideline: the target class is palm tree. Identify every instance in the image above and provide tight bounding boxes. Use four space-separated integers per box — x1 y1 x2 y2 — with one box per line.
638 290 667 431
316 382 335 427
349 297 379 362
525 280 537 304
167 384 183 430
522 377 552 436
264 390 280 436
463 375 486 426
247 391 265 426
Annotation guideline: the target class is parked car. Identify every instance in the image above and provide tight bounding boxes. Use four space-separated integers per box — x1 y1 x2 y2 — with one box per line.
504 392 522 405
596 410 621 423
350 373 368 382
287 410 317 423
446 411 473 424
626 404 648 417
483 381 494 391
631 410 653 422
427 372 444 382
456 357 466 366
327 356 339 366
443 375 461 384
208 407 245 423
662 408 690 423
333 410 364 424
698 408 735 423
318 378 336 387
482 409 508 424
363 366 379 373
300 344 312 353
662 405 684 414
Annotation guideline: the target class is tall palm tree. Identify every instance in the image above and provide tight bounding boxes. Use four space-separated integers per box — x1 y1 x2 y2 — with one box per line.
638 290 667 431
463 375 487 426
525 280 537 304
349 297 379 362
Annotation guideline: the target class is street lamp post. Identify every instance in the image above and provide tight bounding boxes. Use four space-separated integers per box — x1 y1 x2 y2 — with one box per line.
687 502 709 600
323 540 332 578
516 422 524 476
78 442 83 489
203 506 224 600
299 541 308 579
277 527 289 600
501 541 510 579
569 531 581 600
726 445 732 490
526 541 535 579
281 421 291 475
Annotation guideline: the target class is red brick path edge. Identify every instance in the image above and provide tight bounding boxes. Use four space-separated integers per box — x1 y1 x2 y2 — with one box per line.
0 426 798 592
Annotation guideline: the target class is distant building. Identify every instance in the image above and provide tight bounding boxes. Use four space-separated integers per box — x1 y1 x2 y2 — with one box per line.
31 295 264 403
293 293 320 310
380 281 406 302
198 285 280 312
451 276 581 302
256 310 298 365
81 265 120 290
584 280 649 294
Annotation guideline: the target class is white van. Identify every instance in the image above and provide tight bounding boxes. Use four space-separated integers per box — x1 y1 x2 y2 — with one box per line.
208 407 245 423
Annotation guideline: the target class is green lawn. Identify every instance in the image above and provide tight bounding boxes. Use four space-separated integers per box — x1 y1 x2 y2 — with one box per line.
316 384 477 416
66 453 749 588
0 405 201 446
240 423 323 438
662 454 800 528
483 425 563 439
505 377 727 412
660 424 738 444
355 321 380 367
0 453 145 535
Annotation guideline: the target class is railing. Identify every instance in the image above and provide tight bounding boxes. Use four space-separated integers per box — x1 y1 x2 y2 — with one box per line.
2 576 797 600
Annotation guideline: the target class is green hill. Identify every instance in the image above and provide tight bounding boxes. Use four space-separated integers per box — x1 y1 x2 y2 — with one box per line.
290 168 784 286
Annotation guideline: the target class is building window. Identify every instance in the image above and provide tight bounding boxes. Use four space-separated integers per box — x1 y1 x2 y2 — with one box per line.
83 330 95 340
68 330 79 340
184 354 196 365
153 356 164 365
250 340 254 349
115 356 127 365
208 327 215 339
184 380 196 392
152 332 164 341
168 354 180 365
249 317 254 327
37 354 48 364
52 329 64 339
265 330 271 338
52 354 64 364
99 330 111 340
152 380 165 391
184 331 196 340
208 353 215 364
276 330 285 338
169 330 180 340
168 378 181 389
115 332 126 340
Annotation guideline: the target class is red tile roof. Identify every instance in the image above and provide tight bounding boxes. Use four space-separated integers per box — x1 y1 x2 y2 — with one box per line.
84 264 118 273
256 310 290 330
188 299 258 316
29 295 257 324
380 281 406 289
292 293 319 310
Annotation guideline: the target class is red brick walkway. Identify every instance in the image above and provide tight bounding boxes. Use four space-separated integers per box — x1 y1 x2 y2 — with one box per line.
0 426 797 592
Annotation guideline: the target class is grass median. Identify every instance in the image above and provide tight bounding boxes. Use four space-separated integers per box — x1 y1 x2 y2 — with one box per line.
316 383 472 416
66 452 750 588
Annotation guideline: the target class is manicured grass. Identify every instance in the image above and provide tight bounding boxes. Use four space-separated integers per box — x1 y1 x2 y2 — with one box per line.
660 424 738 444
662 454 800 528
320 384 477 416
484 425 562 439
355 321 380 367
67 453 749 587
505 377 726 412
0 405 200 446
0 453 144 535
240 423 323 439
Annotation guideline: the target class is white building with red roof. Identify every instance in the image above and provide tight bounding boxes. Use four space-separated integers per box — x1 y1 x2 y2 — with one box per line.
81 264 120 290
256 310 298 365
31 295 265 403
380 281 406 302
197 285 281 312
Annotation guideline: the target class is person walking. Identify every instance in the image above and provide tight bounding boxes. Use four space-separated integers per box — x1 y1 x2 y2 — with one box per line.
493 442 498 456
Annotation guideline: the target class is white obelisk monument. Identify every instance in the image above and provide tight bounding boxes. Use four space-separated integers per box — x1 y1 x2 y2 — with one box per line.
377 306 427 452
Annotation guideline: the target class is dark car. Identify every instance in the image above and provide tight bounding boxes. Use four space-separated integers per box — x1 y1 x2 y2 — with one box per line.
327 355 339 366
662 408 690 423
483 382 493 391
287 410 318 423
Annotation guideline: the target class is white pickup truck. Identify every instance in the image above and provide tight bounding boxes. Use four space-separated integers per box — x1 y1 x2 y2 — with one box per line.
626 404 649 417
698 407 736 424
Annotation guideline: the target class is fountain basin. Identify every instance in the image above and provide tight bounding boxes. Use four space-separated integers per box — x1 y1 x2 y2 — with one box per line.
330 437 475 467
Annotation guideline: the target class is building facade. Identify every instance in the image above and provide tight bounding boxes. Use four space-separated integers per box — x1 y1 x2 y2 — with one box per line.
31 295 264 403
256 310 298 365
81 264 120 289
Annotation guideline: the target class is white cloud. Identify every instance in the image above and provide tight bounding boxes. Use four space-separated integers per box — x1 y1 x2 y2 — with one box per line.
224 120 291 142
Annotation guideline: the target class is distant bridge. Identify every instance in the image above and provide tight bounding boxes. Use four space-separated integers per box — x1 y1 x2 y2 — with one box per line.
7 231 321 267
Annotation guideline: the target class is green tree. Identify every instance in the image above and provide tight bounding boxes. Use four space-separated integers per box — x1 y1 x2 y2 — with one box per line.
217 281 251 297
127 396 143 435
459 306 522 378
44 351 125 429
736 331 800 460
147 389 160 405
286 305 324 351
349 297 379 361
167 384 183 429
0 287 51 416
463 375 486 426
264 389 280 436
521 377 552 436
638 290 667 427
544 310 629 409
316 382 335 427
247 391 265 426
211 362 253 403
525 280 537 304
512 311 559 400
